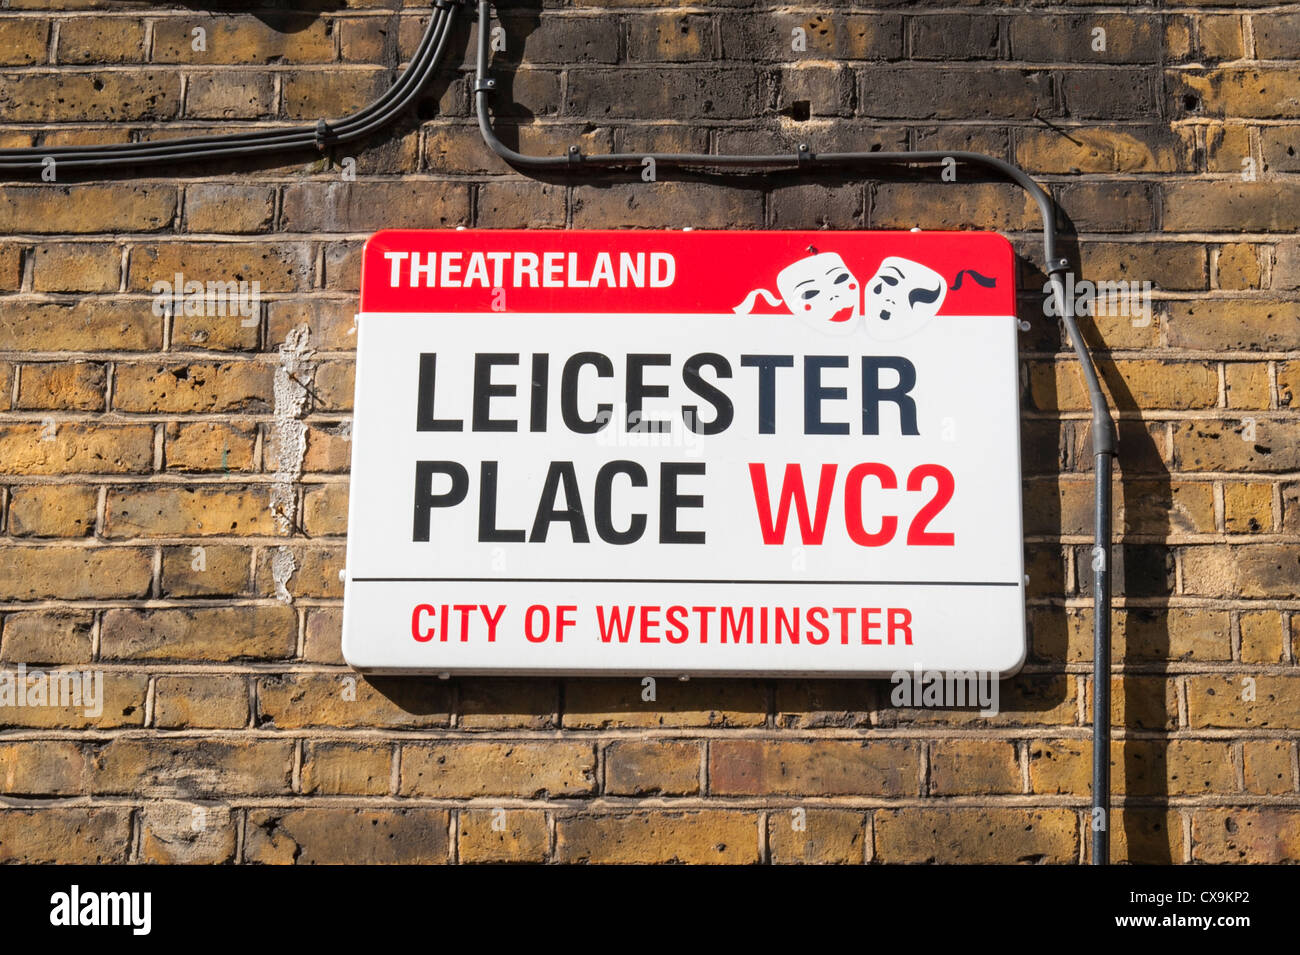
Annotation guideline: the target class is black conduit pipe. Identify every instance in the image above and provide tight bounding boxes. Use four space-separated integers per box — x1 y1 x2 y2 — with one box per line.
0 1 462 172
472 0 1118 863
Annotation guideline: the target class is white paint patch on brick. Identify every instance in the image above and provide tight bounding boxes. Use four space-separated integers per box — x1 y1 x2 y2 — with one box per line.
270 545 296 604
269 325 315 603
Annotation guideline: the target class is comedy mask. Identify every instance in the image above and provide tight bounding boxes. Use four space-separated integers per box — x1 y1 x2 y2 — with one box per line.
734 251 860 335
778 252 860 334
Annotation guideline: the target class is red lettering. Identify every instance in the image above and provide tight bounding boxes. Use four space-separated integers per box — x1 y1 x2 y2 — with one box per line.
888 607 914 645
411 604 436 642
862 607 882 645
597 605 635 643
748 463 837 545
907 464 955 546
844 463 898 546
524 604 550 642
480 604 505 643
640 605 661 643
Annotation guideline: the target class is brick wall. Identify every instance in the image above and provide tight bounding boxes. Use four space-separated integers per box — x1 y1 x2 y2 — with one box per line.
0 0 1296 864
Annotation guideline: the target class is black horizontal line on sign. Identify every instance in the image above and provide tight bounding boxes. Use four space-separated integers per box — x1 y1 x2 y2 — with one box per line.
349 578 1021 586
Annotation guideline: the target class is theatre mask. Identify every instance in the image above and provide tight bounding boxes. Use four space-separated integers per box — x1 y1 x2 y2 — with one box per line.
778 252 861 334
734 251 860 335
861 256 947 342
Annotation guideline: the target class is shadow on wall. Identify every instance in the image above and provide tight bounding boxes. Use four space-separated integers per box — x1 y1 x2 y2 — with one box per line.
1035 211 1177 864
120 1 346 27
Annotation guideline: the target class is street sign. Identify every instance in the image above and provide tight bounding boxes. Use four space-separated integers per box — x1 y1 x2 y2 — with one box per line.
342 229 1025 676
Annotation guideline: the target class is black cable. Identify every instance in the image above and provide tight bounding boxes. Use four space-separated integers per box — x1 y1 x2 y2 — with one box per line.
0 3 459 172
472 0 1117 862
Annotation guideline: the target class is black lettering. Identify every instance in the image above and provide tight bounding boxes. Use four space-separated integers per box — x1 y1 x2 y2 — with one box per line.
805 355 850 435
862 356 919 436
477 461 525 542
561 352 613 434
594 460 648 545
529 353 548 433
529 461 590 543
740 355 794 434
660 462 706 544
412 460 469 542
682 353 734 435
415 354 463 432
472 353 518 432
626 353 671 433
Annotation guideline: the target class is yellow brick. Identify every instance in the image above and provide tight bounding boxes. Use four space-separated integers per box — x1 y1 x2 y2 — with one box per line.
253 544 342 598
1239 610 1284 664
104 486 277 538
164 421 257 472
1192 809 1300 863
1215 243 1261 290
1224 481 1273 533
1016 127 1188 174
153 675 250 729
1224 363 1271 410
139 803 236 864
0 423 153 475
151 17 335 65
57 18 146 64
605 740 701 796
7 484 97 537
1097 809 1184 864
244 809 449 864
875 808 1077 864
0 611 94 664
0 301 161 352
768 809 866 864
457 678 558 730
89 738 293 796
556 811 760 864
301 742 391 796
0 809 130 863
160 543 250 597
710 739 917 796
1187 674 1300 729
0 546 151 601
459 809 550 863
100 606 295 662
1243 740 1294 795
929 739 1021 795
564 678 766 729
1029 359 1218 412
129 242 312 293
0 19 49 66
16 361 106 411
400 742 596 798
0 184 176 234
32 243 120 292
256 673 449 729
0 672 147 729
0 740 85 795
112 362 273 413
1030 739 1235 796
301 482 349 537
